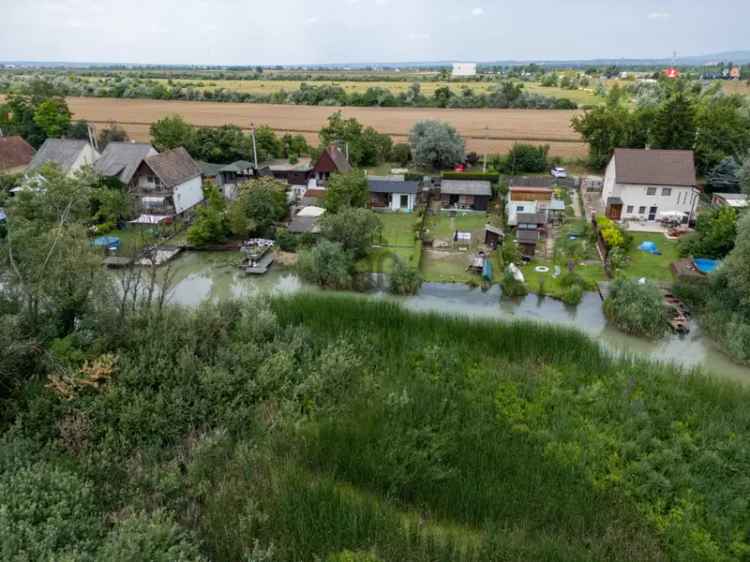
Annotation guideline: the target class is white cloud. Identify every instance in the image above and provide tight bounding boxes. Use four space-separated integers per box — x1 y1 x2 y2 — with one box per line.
648 11 671 20
409 32 430 40
471 7 484 16
305 16 320 24
375 0 388 5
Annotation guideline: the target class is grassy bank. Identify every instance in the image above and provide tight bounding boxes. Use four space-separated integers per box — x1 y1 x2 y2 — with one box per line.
4 294 750 561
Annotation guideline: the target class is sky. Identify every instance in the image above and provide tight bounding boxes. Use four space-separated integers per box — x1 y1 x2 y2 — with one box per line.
0 0 748 65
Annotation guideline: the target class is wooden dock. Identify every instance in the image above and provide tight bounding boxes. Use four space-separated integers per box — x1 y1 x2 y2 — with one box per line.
663 291 690 334
136 246 183 266
103 256 133 268
242 252 274 275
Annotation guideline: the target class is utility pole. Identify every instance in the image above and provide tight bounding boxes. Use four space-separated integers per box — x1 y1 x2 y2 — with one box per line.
250 123 258 168
482 125 488 172
88 123 99 152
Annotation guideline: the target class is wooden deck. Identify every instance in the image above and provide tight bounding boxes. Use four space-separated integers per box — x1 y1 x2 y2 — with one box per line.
103 256 133 268
242 252 274 275
136 246 183 266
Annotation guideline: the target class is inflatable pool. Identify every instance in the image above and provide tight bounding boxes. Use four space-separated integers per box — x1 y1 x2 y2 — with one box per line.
694 258 719 274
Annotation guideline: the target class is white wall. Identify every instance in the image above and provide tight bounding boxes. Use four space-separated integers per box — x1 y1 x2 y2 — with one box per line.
505 199 538 227
389 192 415 212
616 184 697 220
452 63 477 77
173 176 204 214
601 157 617 203
70 144 100 176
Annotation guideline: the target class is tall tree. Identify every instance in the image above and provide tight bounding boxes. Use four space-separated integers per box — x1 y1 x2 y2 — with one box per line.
319 112 390 167
409 120 465 170
149 115 195 153
32 98 72 139
649 91 696 151
694 95 750 175
324 170 369 213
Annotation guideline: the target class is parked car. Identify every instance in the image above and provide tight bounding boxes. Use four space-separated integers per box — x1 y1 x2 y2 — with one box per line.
551 166 568 178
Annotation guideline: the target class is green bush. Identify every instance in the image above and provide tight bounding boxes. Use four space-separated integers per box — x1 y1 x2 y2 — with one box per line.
441 171 500 183
391 143 412 166
296 240 354 289
388 257 423 295
501 269 528 298
561 284 583 305
275 228 299 252
603 278 668 337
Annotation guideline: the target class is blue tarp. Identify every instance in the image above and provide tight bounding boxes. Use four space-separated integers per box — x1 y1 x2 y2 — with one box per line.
638 241 659 254
93 236 121 249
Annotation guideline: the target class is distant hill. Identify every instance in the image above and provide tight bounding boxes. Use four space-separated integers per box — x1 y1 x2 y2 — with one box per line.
2 50 750 69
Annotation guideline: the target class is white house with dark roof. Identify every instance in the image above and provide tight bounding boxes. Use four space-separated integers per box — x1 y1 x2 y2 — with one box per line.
368 177 419 212
28 139 99 177
129 147 204 223
94 142 158 188
602 148 699 223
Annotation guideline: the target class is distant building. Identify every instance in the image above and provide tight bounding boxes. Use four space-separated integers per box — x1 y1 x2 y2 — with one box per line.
452 63 477 77
664 67 681 79
0 136 35 175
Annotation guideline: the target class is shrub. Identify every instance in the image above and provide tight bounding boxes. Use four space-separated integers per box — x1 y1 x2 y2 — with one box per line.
296 240 354 290
275 228 299 252
561 284 584 305
391 143 412 166
603 278 668 337
388 258 423 296
501 237 522 265
595 215 630 250
319 207 383 260
501 269 528 298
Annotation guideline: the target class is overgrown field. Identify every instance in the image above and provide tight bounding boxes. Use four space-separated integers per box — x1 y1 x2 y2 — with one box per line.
4 294 750 561
61 97 588 158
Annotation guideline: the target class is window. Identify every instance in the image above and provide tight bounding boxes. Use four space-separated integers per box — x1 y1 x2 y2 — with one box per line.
516 206 525 212
638 206 646 214
662 188 672 197
646 187 657 196
626 205 634 213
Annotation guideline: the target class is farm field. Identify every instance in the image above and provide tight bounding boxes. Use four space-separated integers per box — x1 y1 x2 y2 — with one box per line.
64 97 588 158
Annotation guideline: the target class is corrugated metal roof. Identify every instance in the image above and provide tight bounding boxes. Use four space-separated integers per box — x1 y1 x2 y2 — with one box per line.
440 179 492 196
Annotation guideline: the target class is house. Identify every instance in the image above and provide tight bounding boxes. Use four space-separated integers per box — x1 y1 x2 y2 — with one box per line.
516 229 540 257
94 142 158 188
198 160 258 200
28 139 99 177
484 224 504 249
288 205 325 234
712 192 748 210
129 147 204 224
0 136 34 175
312 144 352 184
452 63 477 77
367 178 419 212
262 157 314 186
506 185 553 226
440 180 492 211
601 148 699 223
301 187 327 207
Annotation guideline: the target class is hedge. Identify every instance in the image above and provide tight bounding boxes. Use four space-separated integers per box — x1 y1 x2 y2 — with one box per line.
441 172 501 183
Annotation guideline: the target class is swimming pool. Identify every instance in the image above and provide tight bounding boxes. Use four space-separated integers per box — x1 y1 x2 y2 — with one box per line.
694 258 719 274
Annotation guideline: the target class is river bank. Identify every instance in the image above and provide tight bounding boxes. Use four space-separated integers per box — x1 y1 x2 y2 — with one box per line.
156 251 750 383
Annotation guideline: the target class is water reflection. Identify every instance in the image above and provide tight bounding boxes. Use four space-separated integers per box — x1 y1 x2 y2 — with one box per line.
162 252 750 384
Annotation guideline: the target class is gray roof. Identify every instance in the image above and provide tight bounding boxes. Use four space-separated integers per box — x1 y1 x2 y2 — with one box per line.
144 147 201 188
94 142 157 184
440 179 492 196
220 160 255 173
516 229 540 243
714 192 747 201
517 213 545 225
509 176 557 188
288 216 320 233
368 179 419 194
197 160 224 177
29 139 90 173
614 148 696 187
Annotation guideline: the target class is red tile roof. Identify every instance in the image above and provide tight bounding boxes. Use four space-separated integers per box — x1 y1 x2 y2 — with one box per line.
0 136 34 171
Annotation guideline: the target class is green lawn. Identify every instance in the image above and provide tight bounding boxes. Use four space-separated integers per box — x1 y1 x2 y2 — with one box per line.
521 258 606 299
378 213 419 246
424 212 488 244
622 232 680 283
